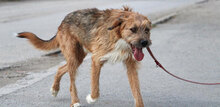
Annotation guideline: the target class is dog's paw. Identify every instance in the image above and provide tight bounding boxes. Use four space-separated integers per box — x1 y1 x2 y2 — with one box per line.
13 32 19 37
71 103 81 107
50 88 59 97
86 94 97 104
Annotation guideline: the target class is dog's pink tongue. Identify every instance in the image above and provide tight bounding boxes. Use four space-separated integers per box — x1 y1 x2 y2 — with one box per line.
134 47 144 61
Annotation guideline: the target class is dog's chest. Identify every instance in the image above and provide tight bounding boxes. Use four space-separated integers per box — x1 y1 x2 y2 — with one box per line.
100 39 132 64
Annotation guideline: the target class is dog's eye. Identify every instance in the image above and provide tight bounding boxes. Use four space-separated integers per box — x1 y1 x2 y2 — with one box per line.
145 28 150 34
130 27 137 33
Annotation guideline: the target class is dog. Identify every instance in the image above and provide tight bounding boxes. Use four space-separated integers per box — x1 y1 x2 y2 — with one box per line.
17 6 152 107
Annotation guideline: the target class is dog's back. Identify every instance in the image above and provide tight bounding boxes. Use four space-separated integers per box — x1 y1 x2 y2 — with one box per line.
63 8 100 30
60 8 103 46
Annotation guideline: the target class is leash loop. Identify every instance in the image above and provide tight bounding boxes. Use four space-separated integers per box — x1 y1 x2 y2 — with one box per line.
147 47 220 85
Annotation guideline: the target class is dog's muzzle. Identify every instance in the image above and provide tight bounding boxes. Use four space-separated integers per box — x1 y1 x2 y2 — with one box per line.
131 39 151 61
140 39 148 47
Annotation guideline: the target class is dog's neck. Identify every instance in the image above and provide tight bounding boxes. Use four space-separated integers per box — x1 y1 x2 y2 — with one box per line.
100 39 132 64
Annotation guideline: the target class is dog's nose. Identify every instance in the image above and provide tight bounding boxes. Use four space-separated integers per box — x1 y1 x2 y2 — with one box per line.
140 40 148 47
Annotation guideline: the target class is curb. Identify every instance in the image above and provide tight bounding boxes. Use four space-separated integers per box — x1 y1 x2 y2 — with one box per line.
152 13 177 27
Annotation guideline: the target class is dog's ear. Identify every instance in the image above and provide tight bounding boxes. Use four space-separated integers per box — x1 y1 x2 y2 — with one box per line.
108 18 123 30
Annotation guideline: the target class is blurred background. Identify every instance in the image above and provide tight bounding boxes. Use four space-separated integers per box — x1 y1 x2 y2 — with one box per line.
0 0 219 107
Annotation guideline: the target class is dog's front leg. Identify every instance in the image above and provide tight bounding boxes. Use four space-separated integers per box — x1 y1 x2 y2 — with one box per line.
86 56 103 104
124 58 144 107
51 64 67 97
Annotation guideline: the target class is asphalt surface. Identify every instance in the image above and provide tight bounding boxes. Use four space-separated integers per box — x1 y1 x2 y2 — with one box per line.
1 0 220 107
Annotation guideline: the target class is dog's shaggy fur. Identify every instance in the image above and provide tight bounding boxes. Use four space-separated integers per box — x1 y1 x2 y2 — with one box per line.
17 7 152 107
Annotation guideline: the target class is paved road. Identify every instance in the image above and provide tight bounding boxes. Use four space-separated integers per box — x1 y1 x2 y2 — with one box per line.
0 0 219 107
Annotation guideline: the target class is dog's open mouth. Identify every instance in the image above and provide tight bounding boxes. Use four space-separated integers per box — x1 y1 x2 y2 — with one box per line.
131 45 144 61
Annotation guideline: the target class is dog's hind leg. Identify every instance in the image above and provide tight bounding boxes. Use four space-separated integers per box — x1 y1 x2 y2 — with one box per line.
55 28 87 106
86 56 103 104
64 42 86 107
51 64 67 97
124 58 144 107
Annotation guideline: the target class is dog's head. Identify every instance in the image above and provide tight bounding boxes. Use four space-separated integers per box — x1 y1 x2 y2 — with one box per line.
108 7 152 61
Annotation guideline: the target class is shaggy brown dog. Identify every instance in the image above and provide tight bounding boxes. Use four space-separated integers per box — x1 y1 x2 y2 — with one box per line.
17 7 152 107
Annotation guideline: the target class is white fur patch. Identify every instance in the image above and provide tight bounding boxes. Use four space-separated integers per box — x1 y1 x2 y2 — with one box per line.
83 46 90 53
50 88 58 97
72 103 81 107
86 94 97 104
100 39 131 64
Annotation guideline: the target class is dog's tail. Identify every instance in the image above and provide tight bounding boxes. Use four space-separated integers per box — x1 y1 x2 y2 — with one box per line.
17 32 59 51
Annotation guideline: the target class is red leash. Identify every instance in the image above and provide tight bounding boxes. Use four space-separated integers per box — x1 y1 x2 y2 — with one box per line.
146 47 220 85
